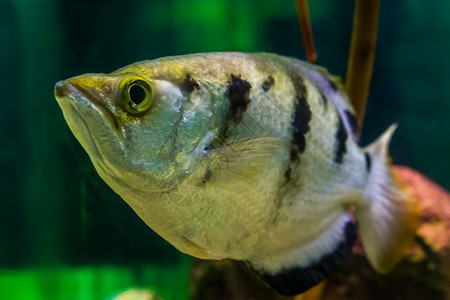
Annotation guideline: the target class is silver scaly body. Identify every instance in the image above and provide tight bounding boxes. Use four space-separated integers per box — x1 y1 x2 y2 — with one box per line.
55 53 419 296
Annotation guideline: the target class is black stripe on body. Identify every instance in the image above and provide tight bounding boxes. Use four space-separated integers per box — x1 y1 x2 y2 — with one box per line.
319 91 328 110
180 74 200 94
259 221 356 296
326 77 338 91
284 168 292 183
227 74 252 122
334 116 348 164
365 152 372 173
261 75 274 92
202 169 212 184
289 75 311 161
208 75 252 149
343 109 359 138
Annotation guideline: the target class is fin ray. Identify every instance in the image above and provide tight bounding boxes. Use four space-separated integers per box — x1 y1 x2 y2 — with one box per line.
207 137 286 192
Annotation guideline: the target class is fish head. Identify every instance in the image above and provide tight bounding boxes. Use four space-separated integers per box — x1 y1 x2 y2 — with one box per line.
54 66 193 195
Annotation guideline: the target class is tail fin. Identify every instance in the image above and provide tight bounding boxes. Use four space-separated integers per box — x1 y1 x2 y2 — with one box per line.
356 124 420 274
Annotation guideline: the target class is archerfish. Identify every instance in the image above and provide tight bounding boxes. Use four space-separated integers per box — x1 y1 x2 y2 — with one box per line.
54 53 420 296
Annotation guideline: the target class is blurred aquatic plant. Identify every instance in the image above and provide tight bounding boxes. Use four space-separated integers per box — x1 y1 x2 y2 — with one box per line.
295 0 317 64
296 0 380 131
345 0 380 131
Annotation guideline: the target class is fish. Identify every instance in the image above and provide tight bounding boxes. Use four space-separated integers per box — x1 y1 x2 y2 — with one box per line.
54 52 420 296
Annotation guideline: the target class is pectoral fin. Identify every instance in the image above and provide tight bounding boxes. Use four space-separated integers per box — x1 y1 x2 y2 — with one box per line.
206 137 287 192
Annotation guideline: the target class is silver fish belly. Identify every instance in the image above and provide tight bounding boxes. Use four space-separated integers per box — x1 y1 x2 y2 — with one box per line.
55 53 419 296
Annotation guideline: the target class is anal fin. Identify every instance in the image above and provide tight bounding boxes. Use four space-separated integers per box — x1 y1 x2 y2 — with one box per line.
252 215 356 296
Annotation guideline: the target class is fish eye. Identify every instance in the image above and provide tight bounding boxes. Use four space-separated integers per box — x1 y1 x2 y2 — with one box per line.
120 77 153 114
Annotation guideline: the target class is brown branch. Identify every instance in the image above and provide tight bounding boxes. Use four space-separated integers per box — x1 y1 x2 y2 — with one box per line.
295 0 317 64
345 0 380 131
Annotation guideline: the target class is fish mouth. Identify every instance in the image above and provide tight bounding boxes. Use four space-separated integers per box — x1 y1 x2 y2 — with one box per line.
55 80 126 180
55 80 123 140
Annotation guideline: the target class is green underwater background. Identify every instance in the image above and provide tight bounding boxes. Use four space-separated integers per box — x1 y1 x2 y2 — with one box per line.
1 0 449 299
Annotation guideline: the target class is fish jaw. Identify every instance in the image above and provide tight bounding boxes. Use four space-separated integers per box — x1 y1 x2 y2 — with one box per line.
54 80 125 179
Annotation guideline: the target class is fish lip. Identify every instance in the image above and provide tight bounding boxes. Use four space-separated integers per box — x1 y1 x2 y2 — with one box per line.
55 80 126 178
57 80 124 141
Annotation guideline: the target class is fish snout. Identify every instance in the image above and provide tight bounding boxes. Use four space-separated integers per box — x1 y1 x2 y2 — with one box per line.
54 81 71 98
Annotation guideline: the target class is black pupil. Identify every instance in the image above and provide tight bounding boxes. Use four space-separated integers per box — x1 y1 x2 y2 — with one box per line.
129 83 146 105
